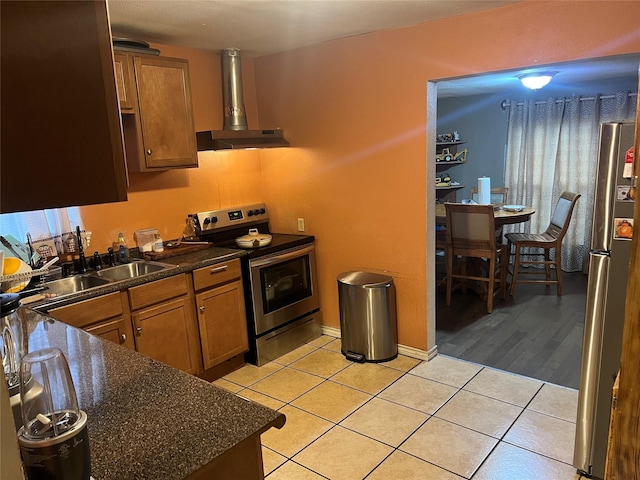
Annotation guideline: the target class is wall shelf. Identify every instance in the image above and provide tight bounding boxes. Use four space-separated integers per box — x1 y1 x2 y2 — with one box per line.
436 160 466 166
435 140 467 147
435 136 467 202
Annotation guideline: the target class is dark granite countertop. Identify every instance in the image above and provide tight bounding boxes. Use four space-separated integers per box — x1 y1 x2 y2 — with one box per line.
28 246 247 312
22 309 285 480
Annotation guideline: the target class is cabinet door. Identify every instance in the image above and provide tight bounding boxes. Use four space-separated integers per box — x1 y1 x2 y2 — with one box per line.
113 53 136 112
196 280 248 369
133 55 198 170
85 317 134 349
132 297 200 374
1 0 128 213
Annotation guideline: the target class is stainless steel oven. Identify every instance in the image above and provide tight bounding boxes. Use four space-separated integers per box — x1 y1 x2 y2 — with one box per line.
248 244 321 365
193 203 321 365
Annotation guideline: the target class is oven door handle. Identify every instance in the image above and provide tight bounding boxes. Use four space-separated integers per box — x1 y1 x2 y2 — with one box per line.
249 244 315 268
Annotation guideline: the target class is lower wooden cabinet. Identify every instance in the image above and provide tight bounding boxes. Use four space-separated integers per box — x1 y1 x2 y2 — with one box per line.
85 317 131 347
46 263 248 377
192 259 249 371
128 274 202 375
48 292 135 350
196 280 248 369
132 296 200 374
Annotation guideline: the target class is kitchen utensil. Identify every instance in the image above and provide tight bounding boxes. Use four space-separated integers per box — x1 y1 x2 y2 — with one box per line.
166 239 210 248
0 235 31 264
235 229 272 248
18 347 91 480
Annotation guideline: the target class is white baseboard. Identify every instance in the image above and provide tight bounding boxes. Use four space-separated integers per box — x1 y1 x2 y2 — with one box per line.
398 344 431 361
321 326 341 338
321 326 432 361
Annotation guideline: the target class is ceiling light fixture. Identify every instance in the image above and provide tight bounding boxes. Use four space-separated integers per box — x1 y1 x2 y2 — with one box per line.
518 72 556 90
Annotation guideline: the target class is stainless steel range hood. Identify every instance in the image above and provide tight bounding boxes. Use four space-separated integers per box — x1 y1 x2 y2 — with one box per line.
196 48 289 151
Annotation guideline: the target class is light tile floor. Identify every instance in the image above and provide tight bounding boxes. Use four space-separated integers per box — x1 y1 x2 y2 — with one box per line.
215 336 586 480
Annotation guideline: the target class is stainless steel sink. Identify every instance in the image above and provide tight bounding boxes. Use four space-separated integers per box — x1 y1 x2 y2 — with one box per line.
93 260 171 282
44 275 112 296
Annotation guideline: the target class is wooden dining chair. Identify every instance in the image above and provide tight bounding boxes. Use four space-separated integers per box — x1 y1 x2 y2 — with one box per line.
470 186 509 205
445 203 509 313
470 186 510 242
506 191 581 296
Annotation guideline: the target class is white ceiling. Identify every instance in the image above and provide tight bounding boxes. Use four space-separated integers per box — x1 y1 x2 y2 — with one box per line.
108 0 521 57
107 0 639 97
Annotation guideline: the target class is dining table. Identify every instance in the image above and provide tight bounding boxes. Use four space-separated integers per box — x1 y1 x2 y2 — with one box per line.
435 203 536 228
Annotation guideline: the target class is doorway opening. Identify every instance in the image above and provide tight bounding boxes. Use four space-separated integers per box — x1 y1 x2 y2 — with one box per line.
427 55 639 390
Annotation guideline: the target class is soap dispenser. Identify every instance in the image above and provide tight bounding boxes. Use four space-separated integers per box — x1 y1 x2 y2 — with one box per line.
116 232 130 264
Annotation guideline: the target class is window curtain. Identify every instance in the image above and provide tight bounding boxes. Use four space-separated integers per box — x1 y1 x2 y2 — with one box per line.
0 207 84 257
503 91 637 272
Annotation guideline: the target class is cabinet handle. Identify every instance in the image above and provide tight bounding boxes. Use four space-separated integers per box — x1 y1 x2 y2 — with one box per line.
199 306 205 313
120 334 127 344
146 149 152 155
210 265 228 274
136 327 143 335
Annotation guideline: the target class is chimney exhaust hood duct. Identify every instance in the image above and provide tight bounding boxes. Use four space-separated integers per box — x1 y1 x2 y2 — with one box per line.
196 48 290 151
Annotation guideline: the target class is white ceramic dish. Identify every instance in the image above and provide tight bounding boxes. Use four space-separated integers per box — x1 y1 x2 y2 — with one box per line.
235 229 272 248
503 204 525 212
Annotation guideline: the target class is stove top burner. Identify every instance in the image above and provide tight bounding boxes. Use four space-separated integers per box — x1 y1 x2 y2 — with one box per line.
192 203 314 257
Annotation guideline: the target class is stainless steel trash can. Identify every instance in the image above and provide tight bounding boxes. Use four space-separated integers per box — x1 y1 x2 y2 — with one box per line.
337 271 397 362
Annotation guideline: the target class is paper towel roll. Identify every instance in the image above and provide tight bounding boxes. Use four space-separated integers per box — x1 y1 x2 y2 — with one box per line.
478 177 491 204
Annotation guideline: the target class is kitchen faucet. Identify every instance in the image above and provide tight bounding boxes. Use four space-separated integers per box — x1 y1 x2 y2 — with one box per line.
76 226 87 273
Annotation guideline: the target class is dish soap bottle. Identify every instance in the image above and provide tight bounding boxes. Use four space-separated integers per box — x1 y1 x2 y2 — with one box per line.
116 232 130 264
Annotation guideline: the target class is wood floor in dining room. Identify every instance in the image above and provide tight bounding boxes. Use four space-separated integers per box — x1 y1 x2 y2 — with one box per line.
436 271 588 390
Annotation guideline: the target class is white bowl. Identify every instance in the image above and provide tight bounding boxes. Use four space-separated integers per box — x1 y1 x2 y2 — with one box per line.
1 258 32 293
503 204 525 212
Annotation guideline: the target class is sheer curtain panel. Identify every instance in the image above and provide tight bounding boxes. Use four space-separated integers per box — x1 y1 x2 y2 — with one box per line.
503 91 637 272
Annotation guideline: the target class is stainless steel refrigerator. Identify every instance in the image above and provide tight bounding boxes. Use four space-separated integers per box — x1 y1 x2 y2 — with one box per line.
574 122 636 479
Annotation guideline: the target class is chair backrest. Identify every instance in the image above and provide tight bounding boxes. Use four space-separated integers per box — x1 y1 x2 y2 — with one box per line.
545 191 581 240
445 203 497 258
470 187 509 205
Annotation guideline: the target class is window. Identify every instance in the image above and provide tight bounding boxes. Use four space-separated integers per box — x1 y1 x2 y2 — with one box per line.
0 207 84 260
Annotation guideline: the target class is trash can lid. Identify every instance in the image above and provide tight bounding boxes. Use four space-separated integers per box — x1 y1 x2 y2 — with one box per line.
337 271 393 287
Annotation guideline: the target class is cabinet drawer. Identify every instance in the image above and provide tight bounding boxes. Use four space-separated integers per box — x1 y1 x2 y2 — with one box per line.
48 292 123 329
193 259 241 291
128 274 188 311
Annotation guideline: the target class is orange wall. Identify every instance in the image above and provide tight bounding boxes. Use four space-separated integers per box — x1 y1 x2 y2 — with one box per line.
81 1 639 352
253 1 640 351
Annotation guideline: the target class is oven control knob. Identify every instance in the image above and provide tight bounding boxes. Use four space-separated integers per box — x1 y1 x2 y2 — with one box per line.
203 218 211 225
259 208 266 215
253 209 260 216
210 216 218 224
247 210 254 216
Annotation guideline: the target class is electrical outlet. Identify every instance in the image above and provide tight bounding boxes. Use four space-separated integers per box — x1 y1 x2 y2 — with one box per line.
297 218 305 232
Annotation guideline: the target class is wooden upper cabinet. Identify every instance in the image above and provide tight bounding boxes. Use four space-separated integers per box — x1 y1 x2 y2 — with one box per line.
0 0 128 213
116 51 199 171
113 53 136 112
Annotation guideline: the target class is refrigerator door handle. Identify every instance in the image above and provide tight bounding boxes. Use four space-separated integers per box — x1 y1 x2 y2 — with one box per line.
574 253 610 475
